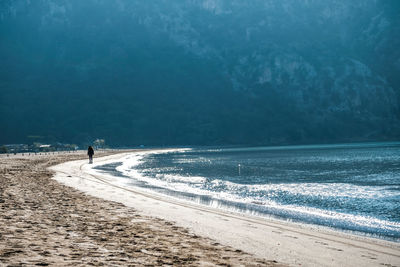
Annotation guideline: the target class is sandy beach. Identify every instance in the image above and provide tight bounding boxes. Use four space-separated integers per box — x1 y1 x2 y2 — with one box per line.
50 150 400 267
1 150 400 266
0 150 282 266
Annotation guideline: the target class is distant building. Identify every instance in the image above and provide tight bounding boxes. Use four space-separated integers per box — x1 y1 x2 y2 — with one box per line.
38 144 52 152
1 142 79 153
4 144 29 153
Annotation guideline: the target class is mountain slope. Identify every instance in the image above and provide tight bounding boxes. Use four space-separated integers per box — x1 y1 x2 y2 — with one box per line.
0 0 399 146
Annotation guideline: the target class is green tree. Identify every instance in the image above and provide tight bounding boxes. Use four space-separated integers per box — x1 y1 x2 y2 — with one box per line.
0 146 8 154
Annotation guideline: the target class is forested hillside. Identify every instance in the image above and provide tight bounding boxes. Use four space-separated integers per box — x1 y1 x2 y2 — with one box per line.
1 0 399 146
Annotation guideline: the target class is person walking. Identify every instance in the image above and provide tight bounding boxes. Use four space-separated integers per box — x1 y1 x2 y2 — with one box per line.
88 146 94 164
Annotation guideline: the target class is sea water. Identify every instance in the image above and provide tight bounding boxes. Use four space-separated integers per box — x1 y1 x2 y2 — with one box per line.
96 142 400 241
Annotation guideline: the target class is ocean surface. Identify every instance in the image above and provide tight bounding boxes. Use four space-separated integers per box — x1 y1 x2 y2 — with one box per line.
96 142 400 241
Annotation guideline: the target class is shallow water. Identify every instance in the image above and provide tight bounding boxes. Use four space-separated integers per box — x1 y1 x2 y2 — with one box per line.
96 142 400 241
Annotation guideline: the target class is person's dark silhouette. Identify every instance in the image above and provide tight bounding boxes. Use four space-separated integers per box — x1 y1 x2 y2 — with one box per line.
87 146 94 164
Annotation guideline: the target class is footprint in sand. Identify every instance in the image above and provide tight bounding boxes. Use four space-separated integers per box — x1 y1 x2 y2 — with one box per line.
361 254 377 260
361 253 378 260
379 263 396 267
326 247 343 252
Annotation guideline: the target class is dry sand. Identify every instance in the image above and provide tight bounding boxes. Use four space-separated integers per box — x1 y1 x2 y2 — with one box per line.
50 151 400 267
0 150 283 266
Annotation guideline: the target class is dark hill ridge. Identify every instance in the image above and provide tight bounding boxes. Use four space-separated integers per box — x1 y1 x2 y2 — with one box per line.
0 0 399 146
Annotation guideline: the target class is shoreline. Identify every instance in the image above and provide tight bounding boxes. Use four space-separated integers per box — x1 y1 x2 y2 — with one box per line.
0 150 281 266
51 151 400 267
90 149 400 243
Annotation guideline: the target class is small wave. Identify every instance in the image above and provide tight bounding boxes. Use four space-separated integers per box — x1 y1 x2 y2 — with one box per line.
102 147 400 240
208 179 400 199
155 173 207 184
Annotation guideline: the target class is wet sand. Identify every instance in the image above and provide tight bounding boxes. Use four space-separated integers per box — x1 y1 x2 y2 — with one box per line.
0 151 283 266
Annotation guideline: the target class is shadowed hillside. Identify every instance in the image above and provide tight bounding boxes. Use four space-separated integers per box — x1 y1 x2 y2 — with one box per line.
1 0 399 146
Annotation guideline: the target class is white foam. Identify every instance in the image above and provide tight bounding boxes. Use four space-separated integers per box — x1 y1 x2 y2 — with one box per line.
96 149 400 239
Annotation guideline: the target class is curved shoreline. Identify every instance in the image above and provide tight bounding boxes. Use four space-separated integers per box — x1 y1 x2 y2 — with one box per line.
0 150 281 266
94 149 400 242
51 151 400 267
